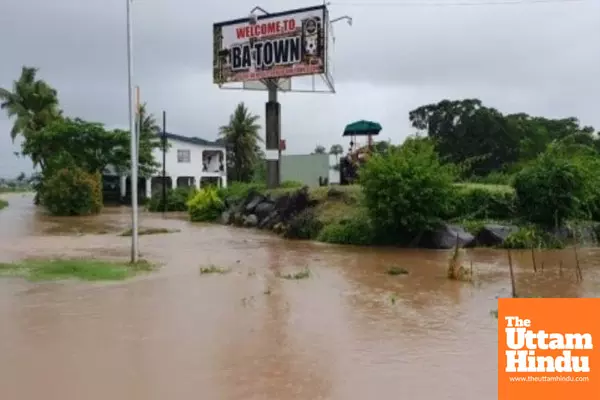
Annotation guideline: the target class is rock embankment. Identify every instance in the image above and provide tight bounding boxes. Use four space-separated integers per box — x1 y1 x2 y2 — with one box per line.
220 186 315 235
218 187 599 249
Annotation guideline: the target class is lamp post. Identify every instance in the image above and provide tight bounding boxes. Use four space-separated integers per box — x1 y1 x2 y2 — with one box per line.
126 0 139 263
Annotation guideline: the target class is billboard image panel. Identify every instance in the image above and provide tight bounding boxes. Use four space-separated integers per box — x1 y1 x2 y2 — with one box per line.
213 5 328 85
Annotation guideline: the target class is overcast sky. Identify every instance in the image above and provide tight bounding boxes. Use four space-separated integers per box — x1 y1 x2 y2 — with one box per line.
1 0 598 177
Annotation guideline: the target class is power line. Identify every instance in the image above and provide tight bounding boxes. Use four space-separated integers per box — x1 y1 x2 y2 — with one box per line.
328 0 590 8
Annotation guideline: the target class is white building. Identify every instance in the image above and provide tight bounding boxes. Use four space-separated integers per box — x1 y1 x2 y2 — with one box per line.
119 133 227 199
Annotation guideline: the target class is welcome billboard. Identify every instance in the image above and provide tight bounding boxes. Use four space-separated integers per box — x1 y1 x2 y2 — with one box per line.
213 5 329 84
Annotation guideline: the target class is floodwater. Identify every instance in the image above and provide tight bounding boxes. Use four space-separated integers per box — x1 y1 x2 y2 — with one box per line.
1 193 599 400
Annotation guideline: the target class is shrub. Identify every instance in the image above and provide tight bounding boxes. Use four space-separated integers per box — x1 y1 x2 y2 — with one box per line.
359 137 457 242
452 186 516 220
513 153 589 227
0 199 7 210
317 213 375 245
147 187 195 212
187 187 225 222
218 182 266 204
502 226 564 249
283 209 323 239
40 167 103 216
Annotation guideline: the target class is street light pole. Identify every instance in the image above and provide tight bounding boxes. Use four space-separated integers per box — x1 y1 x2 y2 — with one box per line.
126 0 139 262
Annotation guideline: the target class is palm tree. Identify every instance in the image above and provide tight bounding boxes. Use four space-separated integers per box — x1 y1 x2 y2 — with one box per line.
219 102 262 182
329 143 343 160
137 103 160 136
135 103 162 176
0 66 61 140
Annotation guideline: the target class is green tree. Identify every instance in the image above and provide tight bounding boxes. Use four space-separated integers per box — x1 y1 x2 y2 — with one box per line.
360 137 457 242
219 102 262 182
313 145 326 154
0 66 62 169
137 103 160 136
513 147 590 227
21 117 159 178
409 99 520 176
372 140 392 154
506 114 596 164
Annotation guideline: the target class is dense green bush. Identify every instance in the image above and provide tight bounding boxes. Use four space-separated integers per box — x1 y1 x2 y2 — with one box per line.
452 186 516 220
513 152 589 227
0 199 7 210
502 226 564 249
317 213 375 245
40 167 103 216
218 182 266 203
147 187 195 212
283 209 323 239
188 187 225 222
359 137 457 242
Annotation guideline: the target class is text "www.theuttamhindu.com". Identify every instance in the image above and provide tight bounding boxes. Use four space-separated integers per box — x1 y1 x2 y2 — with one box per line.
509 376 590 383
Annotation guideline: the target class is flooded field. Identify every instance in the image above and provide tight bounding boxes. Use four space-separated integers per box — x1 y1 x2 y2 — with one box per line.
1 193 599 399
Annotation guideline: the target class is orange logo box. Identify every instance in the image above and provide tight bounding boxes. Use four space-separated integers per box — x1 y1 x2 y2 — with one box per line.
498 298 600 400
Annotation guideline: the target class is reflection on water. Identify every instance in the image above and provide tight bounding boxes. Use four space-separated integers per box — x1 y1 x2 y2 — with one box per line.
0 193 598 399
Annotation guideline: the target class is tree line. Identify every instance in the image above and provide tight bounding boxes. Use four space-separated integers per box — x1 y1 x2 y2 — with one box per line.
408 98 598 180
0 66 267 214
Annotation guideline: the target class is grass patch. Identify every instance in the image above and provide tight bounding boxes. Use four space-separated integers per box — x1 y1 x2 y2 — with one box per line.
387 266 409 276
0 258 154 282
199 265 230 274
119 227 180 236
0 198 7 210
278 268 311 280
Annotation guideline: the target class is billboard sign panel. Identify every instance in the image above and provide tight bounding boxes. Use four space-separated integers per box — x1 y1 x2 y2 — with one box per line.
213 5 328 85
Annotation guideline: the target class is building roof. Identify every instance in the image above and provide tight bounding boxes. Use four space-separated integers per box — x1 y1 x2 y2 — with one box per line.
158 132 225 148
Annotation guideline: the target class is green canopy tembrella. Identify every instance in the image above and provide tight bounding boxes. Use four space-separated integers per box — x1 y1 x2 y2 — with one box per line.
342 120 382 137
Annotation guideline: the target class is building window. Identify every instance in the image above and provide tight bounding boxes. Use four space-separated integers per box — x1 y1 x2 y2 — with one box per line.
177 149 191 163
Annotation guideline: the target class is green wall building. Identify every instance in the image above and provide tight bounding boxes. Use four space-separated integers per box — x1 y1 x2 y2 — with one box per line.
281 154 338 187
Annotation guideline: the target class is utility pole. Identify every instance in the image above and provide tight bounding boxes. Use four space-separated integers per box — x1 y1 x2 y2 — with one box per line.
126 0 139 262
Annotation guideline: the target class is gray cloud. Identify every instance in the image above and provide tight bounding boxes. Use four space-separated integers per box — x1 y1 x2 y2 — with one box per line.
1 0 599 177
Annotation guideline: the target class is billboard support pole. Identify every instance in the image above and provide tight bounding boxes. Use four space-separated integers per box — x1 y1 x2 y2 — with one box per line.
265 79 281 189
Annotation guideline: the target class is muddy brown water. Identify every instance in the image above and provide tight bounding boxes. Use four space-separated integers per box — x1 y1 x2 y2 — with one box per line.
1 193 599 399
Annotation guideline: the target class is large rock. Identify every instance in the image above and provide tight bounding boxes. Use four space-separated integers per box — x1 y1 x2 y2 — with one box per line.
269 187 311 222
254 201 275 220
420 223 474 249
243 214 259 227
471 224 518 247
220 210 232 225
273 193 291 214
258 210 281 230
245 193 266 214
